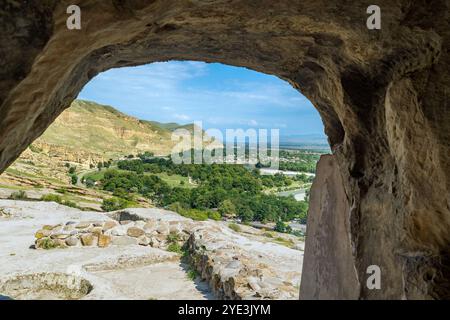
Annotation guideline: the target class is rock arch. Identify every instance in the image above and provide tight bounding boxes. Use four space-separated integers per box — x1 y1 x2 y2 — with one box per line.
1 0 449 299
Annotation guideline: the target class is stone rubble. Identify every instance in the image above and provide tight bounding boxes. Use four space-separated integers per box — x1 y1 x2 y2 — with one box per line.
32 210 301 299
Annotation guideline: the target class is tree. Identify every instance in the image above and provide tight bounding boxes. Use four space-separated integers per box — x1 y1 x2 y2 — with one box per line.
138 151 154 160
97 162 103 171
168 202 186 214
101 197 129 212
218 199 237 218
68 166 76 174
207 210 222 221
85 178 95 188
274 220 286 233
71 174 78 185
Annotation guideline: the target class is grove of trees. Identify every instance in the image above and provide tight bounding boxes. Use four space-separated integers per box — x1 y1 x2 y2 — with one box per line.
99 157 309 224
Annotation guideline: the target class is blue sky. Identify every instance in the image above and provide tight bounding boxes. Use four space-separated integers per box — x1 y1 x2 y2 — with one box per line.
78 61 325 137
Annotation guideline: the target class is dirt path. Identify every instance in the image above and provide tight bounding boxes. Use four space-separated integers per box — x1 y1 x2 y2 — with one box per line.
93 260 213 300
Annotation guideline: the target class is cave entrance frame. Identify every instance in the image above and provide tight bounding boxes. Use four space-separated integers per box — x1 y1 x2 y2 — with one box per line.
1 1 449 300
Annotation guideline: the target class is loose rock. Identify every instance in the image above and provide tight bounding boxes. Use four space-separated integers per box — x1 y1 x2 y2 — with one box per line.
65 236 79 246
98 234 111 248
127 227 145 238
80 234 96 246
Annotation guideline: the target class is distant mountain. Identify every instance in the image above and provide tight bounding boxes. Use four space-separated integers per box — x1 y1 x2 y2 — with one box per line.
33 100 220 159
279 134 330 149
144 121 179 131
142 120 202 134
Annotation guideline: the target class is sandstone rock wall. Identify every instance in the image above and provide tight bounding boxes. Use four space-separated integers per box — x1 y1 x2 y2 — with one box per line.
300 155 359 299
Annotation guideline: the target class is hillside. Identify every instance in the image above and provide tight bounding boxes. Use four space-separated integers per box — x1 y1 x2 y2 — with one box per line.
36 100 212 158
0 100 220 210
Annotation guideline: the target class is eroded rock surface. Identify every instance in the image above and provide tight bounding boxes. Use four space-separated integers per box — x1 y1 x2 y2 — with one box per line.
0 200 302 300
0 1 449 299
300 155 359 299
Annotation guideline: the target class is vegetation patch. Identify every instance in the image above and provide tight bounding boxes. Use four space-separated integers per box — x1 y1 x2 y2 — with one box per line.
101 157 309 224
228 223 241 233
167 242 183 254
101 197 134 212
273 236 295 248
186 268 199 281
38 238 59 250
40 194 79 209
8 190 28 200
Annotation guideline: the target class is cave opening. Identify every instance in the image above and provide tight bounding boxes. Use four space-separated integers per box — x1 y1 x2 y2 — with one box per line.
0 60 331 300
1 1 449 300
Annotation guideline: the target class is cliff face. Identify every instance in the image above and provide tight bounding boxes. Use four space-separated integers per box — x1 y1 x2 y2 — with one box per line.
34 99 187 158
0 1 449 299
11 99 220 171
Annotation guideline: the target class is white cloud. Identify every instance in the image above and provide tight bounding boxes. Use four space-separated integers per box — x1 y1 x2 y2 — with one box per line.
174 113 190 121
79 61 321 134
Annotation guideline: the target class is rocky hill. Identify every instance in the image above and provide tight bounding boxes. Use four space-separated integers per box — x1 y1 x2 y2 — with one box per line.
33 99 217 160
0 100 220 210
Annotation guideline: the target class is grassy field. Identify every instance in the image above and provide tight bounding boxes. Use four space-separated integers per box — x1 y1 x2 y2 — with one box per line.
83 171 105 181
155 172 194 188
84 169 194 189
263 180 309 193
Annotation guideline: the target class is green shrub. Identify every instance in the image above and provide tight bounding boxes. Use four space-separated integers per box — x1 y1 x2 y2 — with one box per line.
70 174 78 185
218 199 237 217
41 194 63 203
85 178 95 188
274 220 287 233
167 232 180 243
187 268 198 281
168 202 187 214
9 190 28 200
167 242 183 254
101 197 130 212
39 238 58 250
68 166 76 174
228 223 241 232
55 188 67 194
207 210 222 221
113 188 135 201
179 209 209 221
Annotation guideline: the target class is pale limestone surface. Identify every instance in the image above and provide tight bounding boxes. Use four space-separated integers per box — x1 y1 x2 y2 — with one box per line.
0 200 203 299
0 200 302 300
